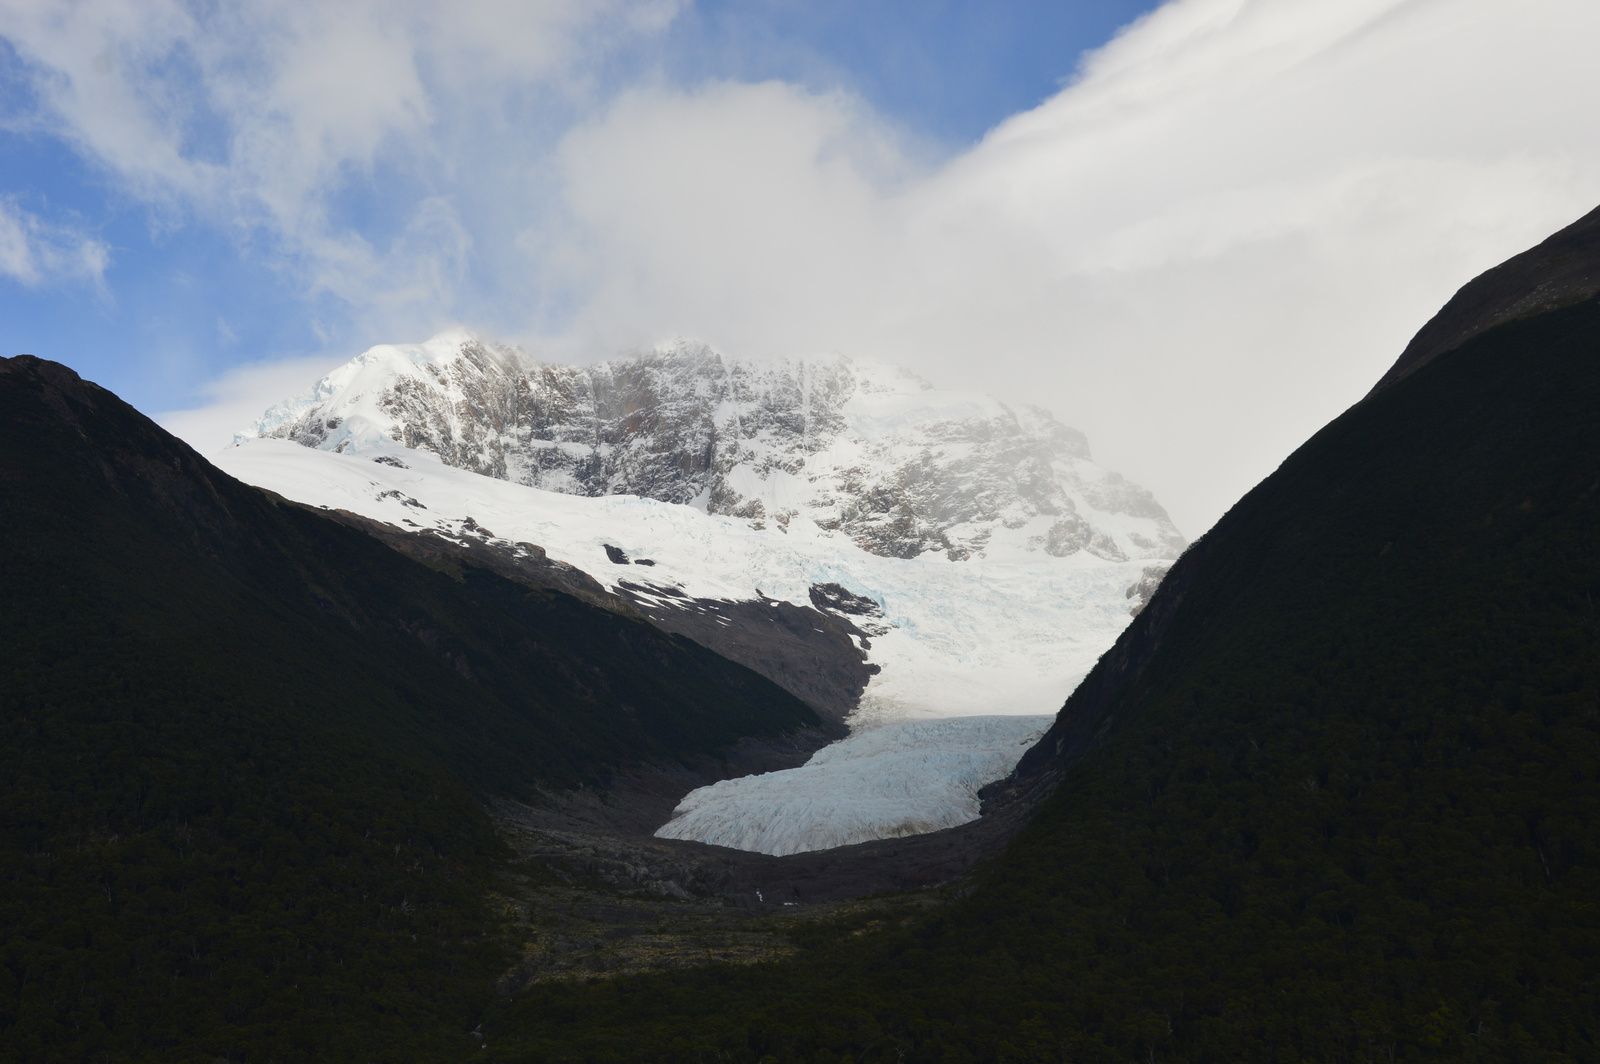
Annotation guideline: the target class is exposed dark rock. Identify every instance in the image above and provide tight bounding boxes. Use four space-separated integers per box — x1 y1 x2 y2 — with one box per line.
603 543 630 564
613 584 876 726
808 581 882 617
1123 564 1170 616
375 488 426 508
807 581 892 642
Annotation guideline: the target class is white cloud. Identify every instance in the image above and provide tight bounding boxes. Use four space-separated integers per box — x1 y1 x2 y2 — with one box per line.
536 80 909 357
10 0 1599 535
0 198 109 286
542 0 1600 534
0 0 675 332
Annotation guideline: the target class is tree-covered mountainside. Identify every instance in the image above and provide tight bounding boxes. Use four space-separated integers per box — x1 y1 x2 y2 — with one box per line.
0 356 821 1062
480 278 1600 1055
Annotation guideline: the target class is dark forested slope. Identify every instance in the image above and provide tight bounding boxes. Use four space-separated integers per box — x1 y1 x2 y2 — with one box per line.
0 356 820 1062
485 231 1600 1061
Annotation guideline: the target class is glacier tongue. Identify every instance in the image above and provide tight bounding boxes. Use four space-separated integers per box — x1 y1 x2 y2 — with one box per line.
654 716 1052 856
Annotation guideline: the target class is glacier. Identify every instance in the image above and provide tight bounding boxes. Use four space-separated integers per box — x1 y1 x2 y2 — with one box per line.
217 330 1182 856
654 715 1052 856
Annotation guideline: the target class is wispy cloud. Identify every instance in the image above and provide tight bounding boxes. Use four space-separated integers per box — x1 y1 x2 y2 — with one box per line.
155 352 350 454
0 0 677 331
0 197 108 286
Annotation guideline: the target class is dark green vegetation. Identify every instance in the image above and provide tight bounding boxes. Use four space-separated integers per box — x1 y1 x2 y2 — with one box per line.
479 299 1600 1057
0 357 820 1062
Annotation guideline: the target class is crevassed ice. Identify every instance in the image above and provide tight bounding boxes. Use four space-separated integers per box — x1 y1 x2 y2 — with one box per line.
654 715 1052 856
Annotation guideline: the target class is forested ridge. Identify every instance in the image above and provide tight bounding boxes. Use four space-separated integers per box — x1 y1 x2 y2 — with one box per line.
0 356 819 1062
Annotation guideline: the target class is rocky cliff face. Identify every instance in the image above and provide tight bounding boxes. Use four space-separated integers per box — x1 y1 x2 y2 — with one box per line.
252 331 1185 565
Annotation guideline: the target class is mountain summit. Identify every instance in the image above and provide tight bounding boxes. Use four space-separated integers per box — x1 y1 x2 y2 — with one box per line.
248 333 1185 565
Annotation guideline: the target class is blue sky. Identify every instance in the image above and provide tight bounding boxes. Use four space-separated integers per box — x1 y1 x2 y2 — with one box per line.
655 2 1155 147
1 0 1595 534
0 1 1156 416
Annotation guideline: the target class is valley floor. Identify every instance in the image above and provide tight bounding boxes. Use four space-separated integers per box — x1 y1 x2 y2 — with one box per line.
484 737 1065 987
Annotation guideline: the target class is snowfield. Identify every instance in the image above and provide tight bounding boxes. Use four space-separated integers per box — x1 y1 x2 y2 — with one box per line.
217 438 1148 723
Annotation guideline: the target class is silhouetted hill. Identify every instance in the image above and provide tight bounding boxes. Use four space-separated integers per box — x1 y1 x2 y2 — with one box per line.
485 215 1600 1061
0 356 820 1062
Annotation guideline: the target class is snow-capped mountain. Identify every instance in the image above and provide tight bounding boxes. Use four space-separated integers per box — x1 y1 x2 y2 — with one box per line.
221 330 1184 855
249 329 1185 565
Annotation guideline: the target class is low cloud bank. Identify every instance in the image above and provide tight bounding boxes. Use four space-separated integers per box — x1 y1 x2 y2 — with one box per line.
546 0 1600 533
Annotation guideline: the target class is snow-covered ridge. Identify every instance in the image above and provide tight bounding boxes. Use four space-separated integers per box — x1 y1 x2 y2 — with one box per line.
248 331 1185 565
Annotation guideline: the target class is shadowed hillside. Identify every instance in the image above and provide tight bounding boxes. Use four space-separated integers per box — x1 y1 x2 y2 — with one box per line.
0 356 821 1063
